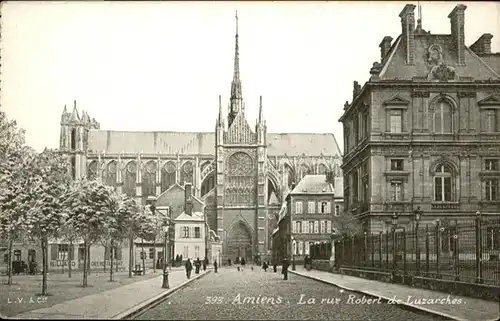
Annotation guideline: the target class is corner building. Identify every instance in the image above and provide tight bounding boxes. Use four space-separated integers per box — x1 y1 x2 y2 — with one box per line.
340 4 500 232
59 16 342 263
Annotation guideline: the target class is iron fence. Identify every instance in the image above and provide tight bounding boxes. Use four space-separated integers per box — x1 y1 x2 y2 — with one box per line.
334 216 500 286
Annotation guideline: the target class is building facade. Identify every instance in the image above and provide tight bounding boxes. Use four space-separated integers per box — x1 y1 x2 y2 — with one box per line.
339 4 500 233
59 15 342 262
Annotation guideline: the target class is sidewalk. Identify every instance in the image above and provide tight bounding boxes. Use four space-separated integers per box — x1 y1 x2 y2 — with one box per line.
290 267 499 321
9 269 209 319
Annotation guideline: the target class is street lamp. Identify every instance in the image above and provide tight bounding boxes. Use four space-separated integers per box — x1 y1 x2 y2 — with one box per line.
291 236 296 271
147 196 170 289
414 207 423 276
392 212 398 273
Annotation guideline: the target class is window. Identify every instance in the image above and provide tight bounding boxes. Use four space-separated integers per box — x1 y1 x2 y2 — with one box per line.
71 128 77 150
309 221 314 233
295 201 303 214
58 244 69 260
352 172 359 202
390 159 404 171
195 227 201 238
314 221 319 234
298 242 303 255
14 250 21 261
389 110 402 133
195 246 200 259
304 241 310 255
485 110 498 132
335 205 340 216
362 111 369 138
149 248 154 259
485 179 498 201
320 221 325 233
319 201 328 214
485 159 499 171
28 249 36 262
183 226 190 238
183 246 188 258
434 164 453 202
486 226 500 250
391 181 403 201
433 101 452 133
296 221 302 234
353 115 359 143
308 201 315 214
292 221 297 233
302 220 308 233
327 221 332 234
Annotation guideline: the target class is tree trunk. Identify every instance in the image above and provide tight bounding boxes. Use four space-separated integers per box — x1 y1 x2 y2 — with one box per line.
82 240 88 288
153 234 156 272
68 239 72 278
128 233 133 278
87 243 91 272
41 236 48 296
109 240 114 282
103 244 107 273
61 249 65 275
141 239 145 275
7 237 13 285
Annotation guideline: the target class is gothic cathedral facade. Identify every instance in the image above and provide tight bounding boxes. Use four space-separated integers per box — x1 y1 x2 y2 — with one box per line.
59 15 342 262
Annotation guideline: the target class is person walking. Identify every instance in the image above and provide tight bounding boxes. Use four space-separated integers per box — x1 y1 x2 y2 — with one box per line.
273 260 277 273
185 258 193 279
195 258 201 274
241 257 246 271
263 261 268 272
214 260 218 273
282 257 290 280
203 257 208 271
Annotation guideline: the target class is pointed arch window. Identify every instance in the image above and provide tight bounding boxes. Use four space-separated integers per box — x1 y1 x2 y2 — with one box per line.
161 162 176 193
123 161 137 197
434 164 453 202
88 161 97 180
318 163 328 175
71 128 77 150
433 100 453 133
105 161 117 188
180 161 193 185
142 161 156 197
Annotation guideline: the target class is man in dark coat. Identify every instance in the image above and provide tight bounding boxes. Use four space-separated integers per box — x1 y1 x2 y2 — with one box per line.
282 257 290 280
195 258 201 274
263 261 268 272
185 258 193 279
203 257 208 271
214 260 218 273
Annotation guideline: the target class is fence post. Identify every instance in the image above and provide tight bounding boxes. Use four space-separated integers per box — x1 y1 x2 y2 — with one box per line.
341 237 345 268
475 213 483 284
364 232 367 267
385 231 389 269
425 224 430 274
392 226 397 282
378 232 382 268
415 221 421 277
436 220 441 279
403 227 407 279
371 233 375 268
453 234 459 281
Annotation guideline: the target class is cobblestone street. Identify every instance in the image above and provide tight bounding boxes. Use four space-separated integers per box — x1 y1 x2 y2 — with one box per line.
134 267 450 320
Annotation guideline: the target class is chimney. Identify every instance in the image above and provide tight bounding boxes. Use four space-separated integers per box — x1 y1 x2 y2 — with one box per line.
379 36 393 61
470 33 493 55
448 4 467 65
352 81 361 100
184 183 193 216
399 4 416 65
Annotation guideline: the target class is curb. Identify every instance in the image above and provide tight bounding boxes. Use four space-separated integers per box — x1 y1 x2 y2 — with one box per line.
112 270 211 320
289 270 474 321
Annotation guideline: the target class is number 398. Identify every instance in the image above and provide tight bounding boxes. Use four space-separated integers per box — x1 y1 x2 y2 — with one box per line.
205 296 224 304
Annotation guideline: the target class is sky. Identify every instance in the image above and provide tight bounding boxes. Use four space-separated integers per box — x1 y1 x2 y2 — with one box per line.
1 1 499 153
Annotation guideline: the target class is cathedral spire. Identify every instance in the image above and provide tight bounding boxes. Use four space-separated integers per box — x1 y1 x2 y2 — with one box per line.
258 96 263 123
228 10 243 127
218 95 224 127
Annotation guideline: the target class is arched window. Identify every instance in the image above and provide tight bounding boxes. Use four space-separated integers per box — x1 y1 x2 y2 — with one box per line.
105 161 117 188
71 128 77 150
71 156 76 179
318 163 328 175
88 161 97 180
433 100 453 133
161 162 176 192
180 161 193 185
300 164 313 180
434 164 453 201
123 161 137 197
142 161 156 197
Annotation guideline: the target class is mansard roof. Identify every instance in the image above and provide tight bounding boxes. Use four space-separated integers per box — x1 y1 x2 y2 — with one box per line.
377 34 500 81
87 130 342 157
291 174 334 195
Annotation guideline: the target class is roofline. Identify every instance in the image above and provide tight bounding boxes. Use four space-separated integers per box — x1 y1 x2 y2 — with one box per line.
465 46 500 79
378 35 402 79
89 129 341 136
290 192 334 196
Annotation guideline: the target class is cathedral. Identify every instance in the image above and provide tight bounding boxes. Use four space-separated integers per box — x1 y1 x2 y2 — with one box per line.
59 14 342 262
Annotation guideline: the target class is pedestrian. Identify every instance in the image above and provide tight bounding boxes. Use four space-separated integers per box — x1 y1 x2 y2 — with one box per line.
241 257 246 267
282 257 290 280
263 261 268 272
195 258 201 274
214 260 218 273
228 258 231 266
185 258 193 279
203 257 208 271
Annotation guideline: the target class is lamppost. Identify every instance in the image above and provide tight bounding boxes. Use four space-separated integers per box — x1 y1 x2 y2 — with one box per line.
147 196 170 289
392 212 398 274
414 207 423 276
291 236 296 271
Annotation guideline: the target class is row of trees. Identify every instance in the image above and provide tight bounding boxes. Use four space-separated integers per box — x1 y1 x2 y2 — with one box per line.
0 110 158 295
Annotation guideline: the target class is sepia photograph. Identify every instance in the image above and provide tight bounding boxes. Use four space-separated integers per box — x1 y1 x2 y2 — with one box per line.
0 1 499 320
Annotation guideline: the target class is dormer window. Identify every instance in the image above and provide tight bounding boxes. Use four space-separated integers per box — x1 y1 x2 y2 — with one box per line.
485 159 499 171
390 159 404 171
